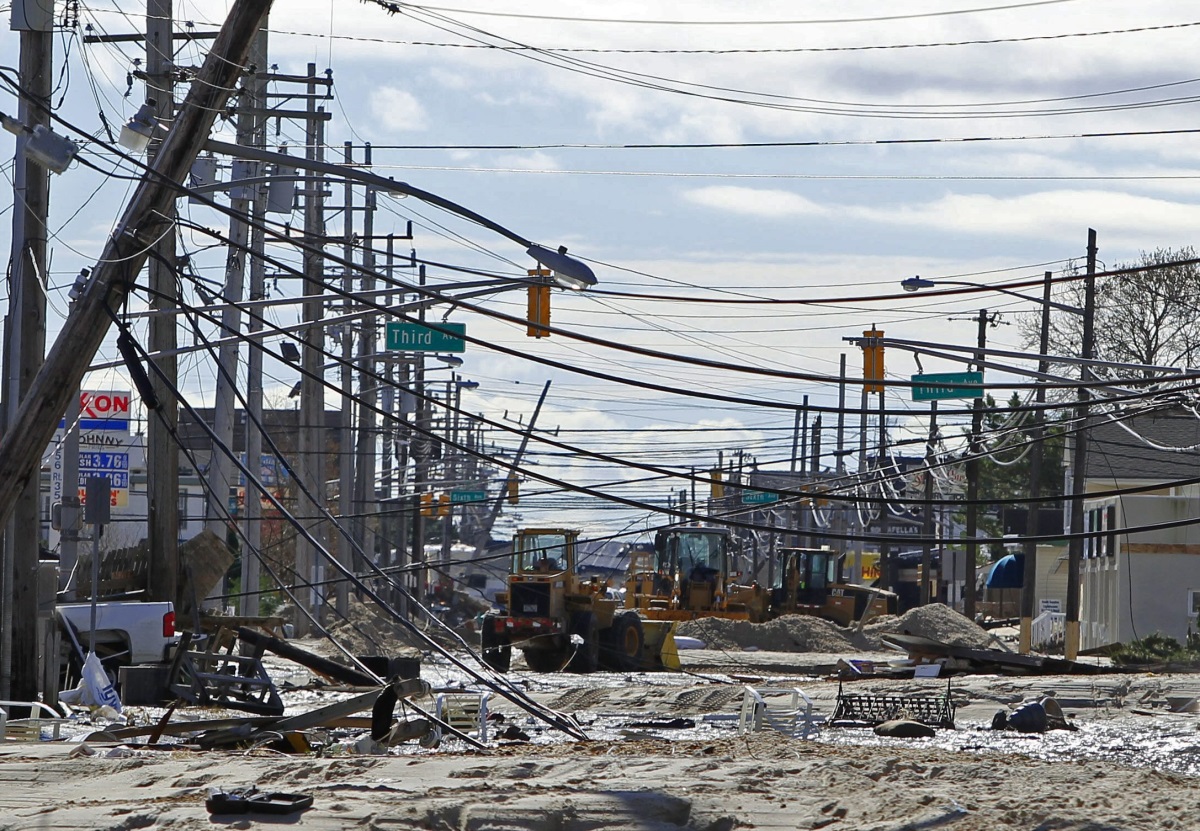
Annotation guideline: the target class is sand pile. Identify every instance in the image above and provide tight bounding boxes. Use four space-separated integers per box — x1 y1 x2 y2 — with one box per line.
324 594 423 660
675 603 994 655
676 615 854 653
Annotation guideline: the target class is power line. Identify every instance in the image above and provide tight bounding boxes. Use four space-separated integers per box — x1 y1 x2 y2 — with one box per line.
375 0 1083 26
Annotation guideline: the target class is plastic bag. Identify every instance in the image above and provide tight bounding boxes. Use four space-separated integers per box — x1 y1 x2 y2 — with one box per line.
59 651 122 715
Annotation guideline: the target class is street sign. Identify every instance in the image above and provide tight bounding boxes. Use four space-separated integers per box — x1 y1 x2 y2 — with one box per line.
385 322 466 353
742 490 779 504
911 371 984 402
451 490 487 503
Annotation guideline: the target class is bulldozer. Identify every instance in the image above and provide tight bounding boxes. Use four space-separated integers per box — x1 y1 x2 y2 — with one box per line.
625 525 769 622
480 528 678 673
771 547 897 626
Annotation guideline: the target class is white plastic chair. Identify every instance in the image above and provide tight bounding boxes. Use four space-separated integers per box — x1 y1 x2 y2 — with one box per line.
738 687 816 740
434 691 490 741
0 700 67 742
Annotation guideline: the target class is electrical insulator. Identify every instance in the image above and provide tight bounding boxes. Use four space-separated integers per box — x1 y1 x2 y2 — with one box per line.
420 492 434 516
862 328 885 393
507 477 519 505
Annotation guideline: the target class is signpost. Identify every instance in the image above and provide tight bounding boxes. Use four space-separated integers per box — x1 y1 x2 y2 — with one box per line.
451 490 487 504
385 322 466 353
742 490 779 505
911 371 984 402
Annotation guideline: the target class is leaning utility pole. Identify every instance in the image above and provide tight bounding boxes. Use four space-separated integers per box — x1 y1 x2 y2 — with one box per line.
0 0 276 569
3 0 54 703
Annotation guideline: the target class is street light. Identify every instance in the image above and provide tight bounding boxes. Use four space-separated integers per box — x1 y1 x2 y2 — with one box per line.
901 264 1094 658
901 276 1082 314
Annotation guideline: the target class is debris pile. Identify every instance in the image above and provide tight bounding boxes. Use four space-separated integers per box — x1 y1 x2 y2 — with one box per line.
861 603 995 651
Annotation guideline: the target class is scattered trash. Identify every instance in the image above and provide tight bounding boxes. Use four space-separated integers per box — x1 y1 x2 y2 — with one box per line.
624 717 696 730
205 787 313 815
991 697 1076 733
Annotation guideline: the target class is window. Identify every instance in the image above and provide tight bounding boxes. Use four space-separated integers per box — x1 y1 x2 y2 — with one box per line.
1189 590 1200 618
1106 505 1117 557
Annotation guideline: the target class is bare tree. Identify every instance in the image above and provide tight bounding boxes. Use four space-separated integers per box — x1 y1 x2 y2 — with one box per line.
1020 247 1200 393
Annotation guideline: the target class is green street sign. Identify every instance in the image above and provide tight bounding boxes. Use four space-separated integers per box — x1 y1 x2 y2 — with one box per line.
451 490 487 504
742 490 779 505
385 322 466 353
911 371 984 402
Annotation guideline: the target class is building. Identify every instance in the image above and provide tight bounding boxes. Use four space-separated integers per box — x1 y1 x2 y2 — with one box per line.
1077 408 1200 650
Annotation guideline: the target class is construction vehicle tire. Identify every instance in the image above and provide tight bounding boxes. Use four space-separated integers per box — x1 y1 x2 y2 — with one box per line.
522 645 569 672
480 615 511 672
603 611 644 671
567 612 600 673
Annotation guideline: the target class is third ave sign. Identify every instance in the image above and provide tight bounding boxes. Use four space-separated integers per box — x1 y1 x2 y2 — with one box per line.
911 371 984 402
385 322 467 353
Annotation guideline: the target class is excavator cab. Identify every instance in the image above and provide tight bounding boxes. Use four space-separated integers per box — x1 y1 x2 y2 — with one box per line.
772 547 896 626
514 530 571 575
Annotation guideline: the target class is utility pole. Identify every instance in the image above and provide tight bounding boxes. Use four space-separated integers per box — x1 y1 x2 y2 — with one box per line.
3 0 54 703
1019 271 1053 653
353 146 379 577
0 0 275 597
335 141 358 619
964 309 989 621
240 28 270 617
1065 229 1098 660
920 402 938 605
145 0 180 609
295 63 328 633
877 383 890 592
203 26 269 604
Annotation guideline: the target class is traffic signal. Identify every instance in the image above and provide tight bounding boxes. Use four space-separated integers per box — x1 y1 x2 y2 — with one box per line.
862 328 885 393
420 492 434 516
506 476 519 505
527 268 551 338
710 469 724 499
438 493 451 517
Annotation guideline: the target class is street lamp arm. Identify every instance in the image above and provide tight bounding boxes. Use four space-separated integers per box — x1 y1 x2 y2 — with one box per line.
901 275 1082 315
203 138 596 289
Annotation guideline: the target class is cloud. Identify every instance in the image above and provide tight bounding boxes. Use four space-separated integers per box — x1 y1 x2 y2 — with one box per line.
370 87 428 132
683 186 826 218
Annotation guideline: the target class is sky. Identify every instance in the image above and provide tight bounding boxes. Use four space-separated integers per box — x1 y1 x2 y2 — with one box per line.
4 0 1200 543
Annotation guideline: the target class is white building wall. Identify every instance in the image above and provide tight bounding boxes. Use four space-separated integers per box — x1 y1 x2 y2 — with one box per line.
1085 494 1200 649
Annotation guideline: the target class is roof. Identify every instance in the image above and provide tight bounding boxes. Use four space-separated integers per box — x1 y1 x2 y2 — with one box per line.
1086 408 1200 484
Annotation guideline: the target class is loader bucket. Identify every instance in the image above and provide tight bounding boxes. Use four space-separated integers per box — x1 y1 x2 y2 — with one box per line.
639 619 680 671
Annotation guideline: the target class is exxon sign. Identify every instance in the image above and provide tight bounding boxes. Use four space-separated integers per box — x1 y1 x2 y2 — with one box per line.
59 390 132 432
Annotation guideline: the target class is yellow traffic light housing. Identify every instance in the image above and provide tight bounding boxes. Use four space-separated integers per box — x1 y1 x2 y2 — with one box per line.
527 268 551 338
862 328 885 393
420 492 434 516
438 493 451 517
506 476 519 505
710 469 724 500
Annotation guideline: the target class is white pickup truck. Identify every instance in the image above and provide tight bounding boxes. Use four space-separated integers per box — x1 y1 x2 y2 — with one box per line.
56 601 181 673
